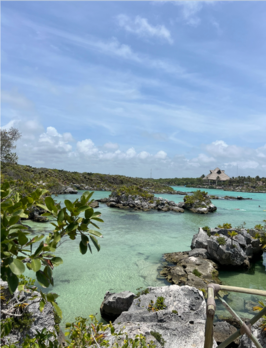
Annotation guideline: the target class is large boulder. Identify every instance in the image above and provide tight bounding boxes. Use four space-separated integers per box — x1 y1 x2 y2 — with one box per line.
106 285 215 348
191 228 208 249
64 187 78 194
100 291 135 322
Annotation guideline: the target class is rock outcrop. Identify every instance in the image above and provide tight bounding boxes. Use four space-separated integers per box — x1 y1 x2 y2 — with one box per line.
1 281 57 347
238 318 266 348
191 227 264 268
100 291 135 322
104 285 214 348
160 251 220 291
183 191 217 214
99 192 184 213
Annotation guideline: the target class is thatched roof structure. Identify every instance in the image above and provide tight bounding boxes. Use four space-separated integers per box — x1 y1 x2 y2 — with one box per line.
203 167 230 181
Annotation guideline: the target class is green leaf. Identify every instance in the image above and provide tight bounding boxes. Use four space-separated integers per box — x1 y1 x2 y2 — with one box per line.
81 233 89 246
79 240 87 255
36 270 50 288
31 259 42 272
57 209 65 223
9 259 25 275
52 301 62 319
88 229 103 238
65 200 73 212
18 231 28 245
65 222 78 233
37 203 49 211
45 197 55 211
47 293 59 302
40 299 46 312
90 236 100 252
85 208 94 219
91 217 104 223
7 271 19 294
77 206 90 214
18 284 25 292
65 323 71 328
9 215 20 226
50 257 63 267
33 241 44 257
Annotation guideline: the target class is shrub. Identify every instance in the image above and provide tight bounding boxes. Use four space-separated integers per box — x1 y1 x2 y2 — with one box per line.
217 237 226 246
135 288 150 298
192 269 202 278
217 223 232 229
150 331 166 346
148 297 166 312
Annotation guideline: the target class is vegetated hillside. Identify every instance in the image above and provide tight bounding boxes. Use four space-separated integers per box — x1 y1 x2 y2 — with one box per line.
154 176 266 192
1 163 175 194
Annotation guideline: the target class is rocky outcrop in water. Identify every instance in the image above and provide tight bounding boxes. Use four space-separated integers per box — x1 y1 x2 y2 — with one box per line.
160 251 220 292
191 227 264 268
99 192 184 213
103 285 214 348
183 191 217 214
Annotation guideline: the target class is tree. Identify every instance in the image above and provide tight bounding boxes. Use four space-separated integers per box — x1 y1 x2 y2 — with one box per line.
0 127 21 164
1 179 103 321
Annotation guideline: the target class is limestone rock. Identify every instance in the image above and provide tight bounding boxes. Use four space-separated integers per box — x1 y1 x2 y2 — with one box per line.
106 285 215 348
100 291 135 322
238 318 266 348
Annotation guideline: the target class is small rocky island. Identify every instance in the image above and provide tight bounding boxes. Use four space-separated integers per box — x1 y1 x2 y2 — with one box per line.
98 187 217 214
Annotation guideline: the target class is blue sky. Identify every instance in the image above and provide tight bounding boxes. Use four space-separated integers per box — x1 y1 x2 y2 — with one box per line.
1 1 266 178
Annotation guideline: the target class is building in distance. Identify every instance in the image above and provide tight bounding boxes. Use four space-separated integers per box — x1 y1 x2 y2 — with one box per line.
203 167 230 185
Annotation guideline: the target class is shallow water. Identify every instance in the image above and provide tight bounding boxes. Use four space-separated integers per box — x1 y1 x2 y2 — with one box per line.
25 187 266 327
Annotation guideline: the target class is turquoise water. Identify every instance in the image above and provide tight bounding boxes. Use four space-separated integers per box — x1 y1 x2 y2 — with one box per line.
26 187 266 326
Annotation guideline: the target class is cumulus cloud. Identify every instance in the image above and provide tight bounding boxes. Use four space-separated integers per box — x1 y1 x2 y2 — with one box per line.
155 150 167 159
104 142 119 150
117 14 173 44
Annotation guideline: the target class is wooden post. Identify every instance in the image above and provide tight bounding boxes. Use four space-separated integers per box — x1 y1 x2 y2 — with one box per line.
204 287 215 348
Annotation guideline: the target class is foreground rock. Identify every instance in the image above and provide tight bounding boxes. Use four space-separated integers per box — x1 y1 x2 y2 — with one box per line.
160 251 220 291
183 190 217 214
104 285 214 348
1 281 57 347
191 227 264 268
99 186 184 213
100 291 135 322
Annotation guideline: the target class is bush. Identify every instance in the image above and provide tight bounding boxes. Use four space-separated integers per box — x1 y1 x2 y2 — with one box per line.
192 269 202 278
217 237 226 246
148 297 166 312
217 223 232 229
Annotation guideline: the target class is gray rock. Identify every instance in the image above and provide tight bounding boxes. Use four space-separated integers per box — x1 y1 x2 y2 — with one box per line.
238 318 266 348
213 321 238 344
189 248 209 259
100 291 135 322
107 285 216 348
64 187 78 194
1 281 57 347
191 228 208 250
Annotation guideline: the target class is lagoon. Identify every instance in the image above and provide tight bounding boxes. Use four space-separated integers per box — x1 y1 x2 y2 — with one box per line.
26 187 266 327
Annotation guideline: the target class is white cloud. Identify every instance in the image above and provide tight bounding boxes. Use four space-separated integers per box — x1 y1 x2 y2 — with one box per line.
104 142 119 150
175 1 215 26
138 151 150 160
155 150 167 159
76 139 98 156
117 14 173 44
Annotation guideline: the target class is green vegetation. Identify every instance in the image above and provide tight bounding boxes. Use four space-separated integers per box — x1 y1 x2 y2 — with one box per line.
148 297 167 312
184 190 209 208
171 310 178 314
111 185 154 200
202 226 211 236
135 288 150 298
1 178 103 340
217 223 232 229
216 237 226 246
1 162 175 195
150 331 166 347
192 269 202 278
0 127 21 164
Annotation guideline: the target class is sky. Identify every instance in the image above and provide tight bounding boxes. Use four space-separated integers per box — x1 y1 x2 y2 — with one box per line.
1 1 266 178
